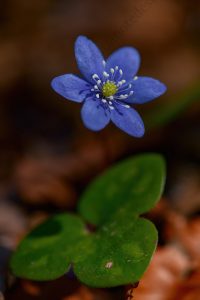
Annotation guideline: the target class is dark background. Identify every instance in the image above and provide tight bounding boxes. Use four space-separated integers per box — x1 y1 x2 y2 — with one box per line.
0 0 200 299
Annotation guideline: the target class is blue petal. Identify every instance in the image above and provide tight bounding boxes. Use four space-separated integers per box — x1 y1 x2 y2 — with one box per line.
75 36 105 84
106 47 140 82
111 104 145 137
51 74 90 102
81 99 110 131
126 76 167 104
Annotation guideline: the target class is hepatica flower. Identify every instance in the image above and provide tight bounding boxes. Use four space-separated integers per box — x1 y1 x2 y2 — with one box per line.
51 36 167 137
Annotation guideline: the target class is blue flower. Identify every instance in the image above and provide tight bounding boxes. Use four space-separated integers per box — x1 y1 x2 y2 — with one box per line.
51 36 167 137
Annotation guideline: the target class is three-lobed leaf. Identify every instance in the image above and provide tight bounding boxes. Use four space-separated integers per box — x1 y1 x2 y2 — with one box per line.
11 153 165 287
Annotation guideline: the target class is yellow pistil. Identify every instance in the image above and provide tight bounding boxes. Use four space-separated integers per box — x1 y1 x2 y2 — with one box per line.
102 81 118 98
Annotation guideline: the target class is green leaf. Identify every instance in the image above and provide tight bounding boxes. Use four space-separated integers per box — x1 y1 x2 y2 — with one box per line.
74 210 157 287
10 214 87 280
78 153 165 226
11 153 165 287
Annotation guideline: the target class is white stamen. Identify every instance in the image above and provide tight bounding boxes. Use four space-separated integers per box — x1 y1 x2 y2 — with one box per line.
97 80 102 85
109 106 115 110
134 76 138 80
117 82 132 94
103 71 109 77
115 66 119 70
92 74 99 79
119 94 128 99
110 68 115 74
117 80 126 87
102 99 107 103
109 96 114 100
129 91 134 95
94 85 98 90
102 60 106 67
109 101 112 105
96 94 100 98
124 104 130 108
119 69 123 75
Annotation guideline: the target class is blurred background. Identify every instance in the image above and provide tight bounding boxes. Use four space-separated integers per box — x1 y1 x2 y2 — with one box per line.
0 0 200 299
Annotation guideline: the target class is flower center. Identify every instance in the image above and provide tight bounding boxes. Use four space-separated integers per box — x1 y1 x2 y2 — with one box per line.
102 81 118 98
